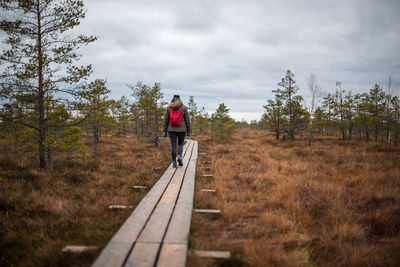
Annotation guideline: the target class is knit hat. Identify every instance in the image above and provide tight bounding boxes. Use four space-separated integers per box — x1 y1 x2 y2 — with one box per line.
171 95 180 102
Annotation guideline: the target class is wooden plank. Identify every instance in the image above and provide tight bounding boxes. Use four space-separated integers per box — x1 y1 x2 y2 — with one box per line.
193 250 231 259
202 174 214 178
199 167 211 170
194 209 221 214
94 141 197 267
198 152 207 155
125 242 160 267
163 203 193 244
200 189 216 193
62 246 97 253
156 244 187 267
108 205 133 209
91 241 133 267
93 143 191 267
137 142 194 243
136 203 175 243
176 141 197 205
133 185 147 189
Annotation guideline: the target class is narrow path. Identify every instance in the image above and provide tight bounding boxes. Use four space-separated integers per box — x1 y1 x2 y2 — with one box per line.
93 140 198 267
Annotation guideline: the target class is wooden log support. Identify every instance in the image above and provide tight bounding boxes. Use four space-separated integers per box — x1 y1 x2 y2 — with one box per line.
133 185 147 190
62 246 98 253
202 174 214 178
193 250 231 259
199 167 211 170
108 205 133 209
194 209 221 214
198 152 207 155
200 189 216 193
153 167 162 170
93 140 198 267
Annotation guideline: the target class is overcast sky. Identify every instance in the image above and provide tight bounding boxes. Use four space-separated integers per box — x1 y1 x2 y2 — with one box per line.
76 0 400 121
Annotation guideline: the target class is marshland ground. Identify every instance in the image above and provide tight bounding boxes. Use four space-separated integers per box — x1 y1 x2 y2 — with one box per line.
1 129 400 266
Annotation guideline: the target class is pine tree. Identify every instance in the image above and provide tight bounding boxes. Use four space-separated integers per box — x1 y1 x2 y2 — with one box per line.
187 96 198 134
263 98 283 140
129 82 164 146
210 103 235 140
332 86 346 140
367 84 386 141
111 96 131 137
273 70 307 140
195 107 210 135
391 96 400 145
0 0 96 168
78 79 111 158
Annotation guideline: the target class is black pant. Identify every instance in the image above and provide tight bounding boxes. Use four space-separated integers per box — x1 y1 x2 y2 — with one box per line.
169 132 186 160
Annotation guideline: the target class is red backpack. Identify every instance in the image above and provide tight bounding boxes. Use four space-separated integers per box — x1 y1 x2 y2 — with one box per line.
170 107 182 126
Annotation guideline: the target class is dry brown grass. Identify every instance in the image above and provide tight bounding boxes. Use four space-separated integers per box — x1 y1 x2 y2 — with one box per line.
189 129 400 266
0 134 170 266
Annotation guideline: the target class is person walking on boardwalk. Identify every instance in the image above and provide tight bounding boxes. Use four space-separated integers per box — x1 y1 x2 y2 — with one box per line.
163 95 192 168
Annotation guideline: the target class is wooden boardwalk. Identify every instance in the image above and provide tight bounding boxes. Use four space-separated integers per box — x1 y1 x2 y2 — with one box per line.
93 140 198 267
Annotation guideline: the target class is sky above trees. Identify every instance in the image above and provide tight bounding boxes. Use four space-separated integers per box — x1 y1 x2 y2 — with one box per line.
73 0 400 121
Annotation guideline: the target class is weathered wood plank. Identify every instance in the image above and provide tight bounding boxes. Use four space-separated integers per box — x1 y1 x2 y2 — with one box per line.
94 140 198 267
163 203 193 244
176 141 197 205
108 205 133 209
202 174 214 178
194 209 221 214
136 203 175 243
91 241 133 267
136 142 194 244
193 250 231 259
200 189 216 193
155 141 197 267
62 246 97 253
199 167 211 170
156 244 187 267
133 185 147 189
92 143 191 267
125 242 160 267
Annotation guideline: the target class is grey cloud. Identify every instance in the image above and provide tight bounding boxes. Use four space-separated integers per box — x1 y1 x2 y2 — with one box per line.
4 0 398 121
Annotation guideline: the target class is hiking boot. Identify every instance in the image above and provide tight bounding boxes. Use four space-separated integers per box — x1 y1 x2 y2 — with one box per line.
177 155 183 166
172 160 177 168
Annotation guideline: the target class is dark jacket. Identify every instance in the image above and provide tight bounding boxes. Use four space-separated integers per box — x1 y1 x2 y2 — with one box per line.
163 100 191 134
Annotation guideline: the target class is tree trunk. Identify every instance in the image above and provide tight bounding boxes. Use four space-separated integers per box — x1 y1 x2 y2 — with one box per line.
348 124 353 140
365 126 369 142
386 129 390 145
47 143 53 171
155 113 159 148
93 125 98 158
341 124 345 141
308 120 314 145
37 1 46 169
289 127 294 140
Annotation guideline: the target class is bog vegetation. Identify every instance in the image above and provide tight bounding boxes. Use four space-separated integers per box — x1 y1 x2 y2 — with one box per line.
1 1 399 267
190 129 400 266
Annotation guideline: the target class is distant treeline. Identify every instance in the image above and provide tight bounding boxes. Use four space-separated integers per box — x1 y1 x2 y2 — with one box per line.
239 70 399 145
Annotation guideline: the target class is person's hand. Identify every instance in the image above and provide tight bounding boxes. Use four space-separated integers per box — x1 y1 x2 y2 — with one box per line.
163 132 167 138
